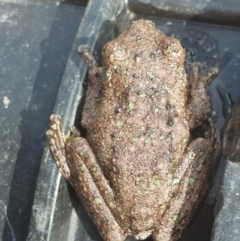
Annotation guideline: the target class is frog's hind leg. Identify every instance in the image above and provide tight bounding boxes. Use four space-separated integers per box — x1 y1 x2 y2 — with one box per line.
65 139 126 241
187 62 218 129
47 114 126 241
169 138 217 240
152 138 217 241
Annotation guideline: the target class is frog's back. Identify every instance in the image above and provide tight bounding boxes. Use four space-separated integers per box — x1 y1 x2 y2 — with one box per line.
87 20 190 234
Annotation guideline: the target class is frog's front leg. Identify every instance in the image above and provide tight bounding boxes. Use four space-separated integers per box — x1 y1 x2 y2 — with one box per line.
187 62 218 129
78 45 103 130
46 115 125 241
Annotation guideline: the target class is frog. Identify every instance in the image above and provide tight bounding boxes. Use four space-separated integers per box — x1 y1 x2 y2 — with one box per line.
221 95 240 162
46 19 219 241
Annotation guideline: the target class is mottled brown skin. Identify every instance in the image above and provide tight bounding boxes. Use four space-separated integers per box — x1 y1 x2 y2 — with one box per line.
221 95 240 161
47 20 219 241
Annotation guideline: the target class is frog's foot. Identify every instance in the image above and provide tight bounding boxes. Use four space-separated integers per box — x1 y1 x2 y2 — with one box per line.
46 114 126 241
46 114 70 178
187 62 219 129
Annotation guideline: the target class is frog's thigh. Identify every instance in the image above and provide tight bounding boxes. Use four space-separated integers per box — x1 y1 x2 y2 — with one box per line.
66 138 126 241
153 138 215 241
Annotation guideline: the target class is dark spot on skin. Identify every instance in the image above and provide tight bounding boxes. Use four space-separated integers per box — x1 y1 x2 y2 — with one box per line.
133 73 137 78
115 106 122 114
151 160 158 167
142 125 152 136
167 132 173 141
111 132 118 138
121 91 129 100
226 127 235 142
134 53 142 62
150 52 157 60
111 146 116 151
146 125 152 131
111 146 117 155
149 77 155 82
111 146 119 159
167 116 174 126
166 102 172 110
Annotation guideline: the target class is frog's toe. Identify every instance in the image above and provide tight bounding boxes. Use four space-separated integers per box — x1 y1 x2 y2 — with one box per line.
78 44 90 55
192 62 202 70
189 62 202 84
47 114 70 178
200 66 219 84
48 114 66 154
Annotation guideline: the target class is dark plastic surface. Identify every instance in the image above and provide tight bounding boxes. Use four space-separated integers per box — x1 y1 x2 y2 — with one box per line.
27 1 125 241
211 161 240 241
0 1 86 241
1 0 240 241
129 0 240 27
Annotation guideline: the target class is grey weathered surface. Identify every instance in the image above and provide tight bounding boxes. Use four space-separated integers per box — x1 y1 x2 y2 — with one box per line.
212 161 240 241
